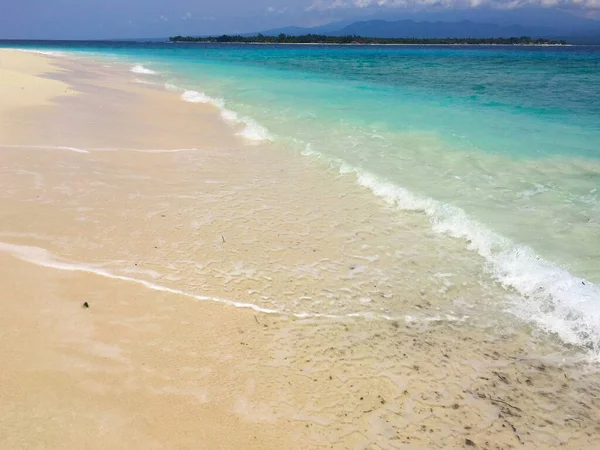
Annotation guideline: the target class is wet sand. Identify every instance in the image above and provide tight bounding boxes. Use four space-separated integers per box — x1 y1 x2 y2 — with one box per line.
1 49 600 449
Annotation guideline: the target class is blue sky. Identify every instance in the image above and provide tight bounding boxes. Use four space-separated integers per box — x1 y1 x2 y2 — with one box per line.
1 0 599 39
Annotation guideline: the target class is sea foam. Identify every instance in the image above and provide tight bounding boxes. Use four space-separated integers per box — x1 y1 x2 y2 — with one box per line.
165 83 183 92
133 78 157 85
18 49 67 57
237 118 272 142
0 242 422 323
131 64 157 75
181 89 225 109
350 168 600 356
0 242 280 315
180 89 272 142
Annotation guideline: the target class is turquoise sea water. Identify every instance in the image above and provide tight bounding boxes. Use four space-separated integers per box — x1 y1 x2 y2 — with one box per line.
3 42 600 354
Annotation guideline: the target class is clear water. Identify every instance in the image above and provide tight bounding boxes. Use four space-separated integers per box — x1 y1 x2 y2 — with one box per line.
3 41 600 353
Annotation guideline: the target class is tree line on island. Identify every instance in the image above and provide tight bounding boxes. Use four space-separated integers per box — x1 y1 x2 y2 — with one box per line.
169 34 567 45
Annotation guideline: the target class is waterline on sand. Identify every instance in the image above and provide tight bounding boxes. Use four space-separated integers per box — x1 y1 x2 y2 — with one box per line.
0 144 200 153
332 155 600 356
0 241 456 324
0 144 90 153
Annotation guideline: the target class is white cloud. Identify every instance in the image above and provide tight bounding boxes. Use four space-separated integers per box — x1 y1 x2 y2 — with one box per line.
266 6 289 14
159 15 168 22
307 0 600 10
182 12 192 20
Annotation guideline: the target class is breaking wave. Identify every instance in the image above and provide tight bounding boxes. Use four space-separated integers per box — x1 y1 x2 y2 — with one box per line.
180 89 272 142
131 64 157 75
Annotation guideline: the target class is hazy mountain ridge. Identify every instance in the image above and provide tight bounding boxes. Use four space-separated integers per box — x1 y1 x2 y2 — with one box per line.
258 9 600 43
337 20 556 39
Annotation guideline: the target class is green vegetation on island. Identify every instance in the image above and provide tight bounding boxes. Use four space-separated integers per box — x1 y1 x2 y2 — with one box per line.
169 34 567 45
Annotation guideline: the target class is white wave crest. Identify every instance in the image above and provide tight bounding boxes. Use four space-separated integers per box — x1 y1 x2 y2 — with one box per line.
165 83 183 92
181 90 225 109
180 90 272 142
133 78 157 85
131 64 156 75
220 109 238 122
350 168 600 356
17 49 67 57
301 143 319 157
237 118 272 141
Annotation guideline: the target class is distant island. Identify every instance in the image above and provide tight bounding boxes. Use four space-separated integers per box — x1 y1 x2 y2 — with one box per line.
169 34 567 46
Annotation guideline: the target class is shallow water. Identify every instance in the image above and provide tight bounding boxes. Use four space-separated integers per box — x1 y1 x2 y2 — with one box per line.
3 41 600 357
